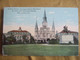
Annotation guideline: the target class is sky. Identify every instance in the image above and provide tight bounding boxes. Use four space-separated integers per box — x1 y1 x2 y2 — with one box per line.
3 7 78 36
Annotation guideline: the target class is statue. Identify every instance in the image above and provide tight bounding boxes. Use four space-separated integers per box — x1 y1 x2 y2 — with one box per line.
63 25 68 32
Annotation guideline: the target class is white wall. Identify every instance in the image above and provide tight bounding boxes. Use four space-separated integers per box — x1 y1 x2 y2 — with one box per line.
61 35 74 43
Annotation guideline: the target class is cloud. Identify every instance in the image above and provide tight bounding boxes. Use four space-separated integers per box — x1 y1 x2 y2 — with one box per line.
49 11 55 14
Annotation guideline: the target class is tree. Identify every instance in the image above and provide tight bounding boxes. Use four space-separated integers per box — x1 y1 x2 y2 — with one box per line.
6 35 16 44
30 36 35 44
47 38 50 41
23 35 26 40
23 35 27 43
22 35 31 44
49 39 59 44
74 37 78 44
16 40 23 44
69 41 72 44
2 34 7 45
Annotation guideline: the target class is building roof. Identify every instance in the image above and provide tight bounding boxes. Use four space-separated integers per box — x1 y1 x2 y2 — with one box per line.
9 30 28 32
60 26 78 33
9 27 28 32
60 30 78 33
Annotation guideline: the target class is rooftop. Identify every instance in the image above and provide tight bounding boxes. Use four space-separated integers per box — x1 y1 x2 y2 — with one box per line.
60 25 78 33
9 27 28 32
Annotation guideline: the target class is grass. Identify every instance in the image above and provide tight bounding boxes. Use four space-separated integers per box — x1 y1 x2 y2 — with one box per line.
3 44 78 56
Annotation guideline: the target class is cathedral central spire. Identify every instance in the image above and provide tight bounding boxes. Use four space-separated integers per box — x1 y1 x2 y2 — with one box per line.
43 10 47 22
42 10 47 27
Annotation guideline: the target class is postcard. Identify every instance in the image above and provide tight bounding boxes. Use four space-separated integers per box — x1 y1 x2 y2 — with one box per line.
2 7 79 56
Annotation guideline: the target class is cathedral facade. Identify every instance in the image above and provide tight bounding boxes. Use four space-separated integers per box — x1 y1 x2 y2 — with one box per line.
35 10 55 42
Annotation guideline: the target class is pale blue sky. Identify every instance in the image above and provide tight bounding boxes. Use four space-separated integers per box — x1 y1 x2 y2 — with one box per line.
3 7 78 36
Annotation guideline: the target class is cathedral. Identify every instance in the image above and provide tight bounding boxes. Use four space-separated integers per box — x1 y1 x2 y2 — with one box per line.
35 10 55 42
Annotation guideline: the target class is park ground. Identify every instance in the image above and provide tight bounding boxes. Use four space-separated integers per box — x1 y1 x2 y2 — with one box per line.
2 44 79 56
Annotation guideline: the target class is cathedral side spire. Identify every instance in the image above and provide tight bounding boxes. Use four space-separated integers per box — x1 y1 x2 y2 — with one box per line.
52 20 55 33
35 20 38 31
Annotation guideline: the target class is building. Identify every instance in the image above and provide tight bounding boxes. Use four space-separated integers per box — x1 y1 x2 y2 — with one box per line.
4 27 31 42
57 25 78 44
35 10 55 43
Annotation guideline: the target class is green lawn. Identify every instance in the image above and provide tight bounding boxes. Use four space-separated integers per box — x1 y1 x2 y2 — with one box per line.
3 44 78 56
